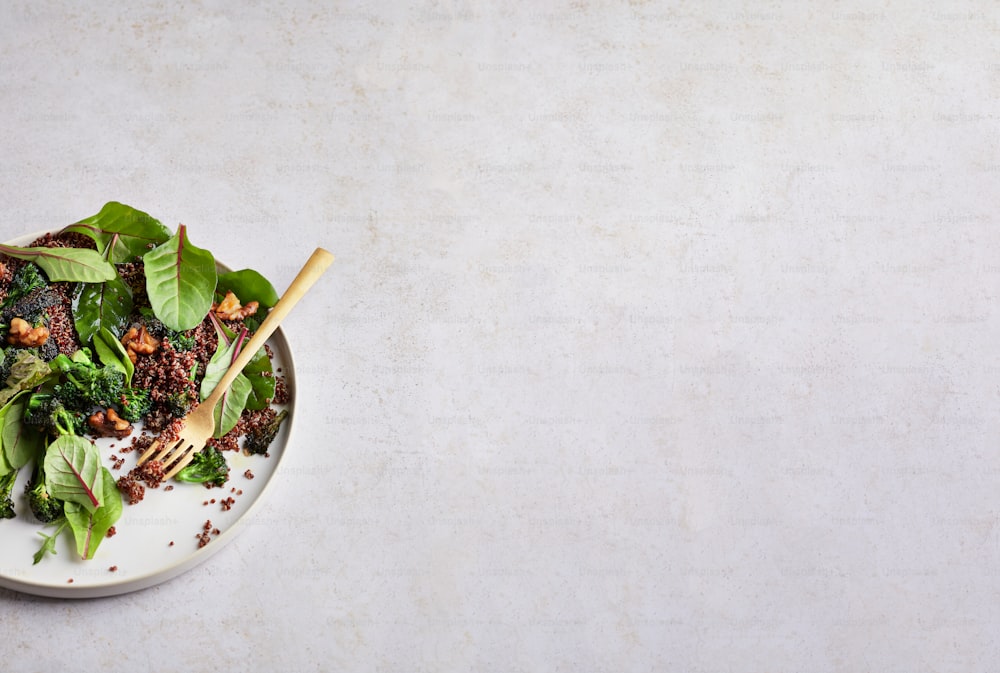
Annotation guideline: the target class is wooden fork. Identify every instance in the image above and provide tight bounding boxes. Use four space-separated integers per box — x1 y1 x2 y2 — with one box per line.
137 248 334 479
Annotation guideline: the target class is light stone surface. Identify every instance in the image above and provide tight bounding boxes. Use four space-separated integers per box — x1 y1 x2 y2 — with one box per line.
1 1 999 671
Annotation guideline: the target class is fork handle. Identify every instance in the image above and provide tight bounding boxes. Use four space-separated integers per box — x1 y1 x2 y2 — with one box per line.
202 247 335 409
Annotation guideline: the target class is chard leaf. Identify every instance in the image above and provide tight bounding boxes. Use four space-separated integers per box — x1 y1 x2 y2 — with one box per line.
44 435 103 513
0 353 53 406
2 396 42 469
200 328 252 437
214 372 251 438
62 201 171 263
73 273 133 345
199 327 239 401
212 314 273 410
94 326 134 386
0 244 116 283
33 520 68 565
216 269 279 309
64 469 122 559
243 344 275 411
143 225 217 331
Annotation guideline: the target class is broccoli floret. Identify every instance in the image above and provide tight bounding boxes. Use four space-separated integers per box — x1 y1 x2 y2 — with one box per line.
243 408 289 456
165 389 197 418
0 470 17 519
1 263 47 309
26 460 64 524
50 351 125 409
165 330 196 351
117 386 152 423
0 263 59 326
5 290 60 326
0 348 18 386
136 308 196 351
9 262 47 298
52 381 89 412
24 393 86 436
174 446 229 486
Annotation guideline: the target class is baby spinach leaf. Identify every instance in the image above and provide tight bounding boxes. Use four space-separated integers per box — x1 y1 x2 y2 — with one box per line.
63 201 171 263
73 272 133 344
143 225 217 331
0 244 117 283
94 326 134 386
64 469 121 560
44 434 103 513
2 395 42 470
216 269 279 309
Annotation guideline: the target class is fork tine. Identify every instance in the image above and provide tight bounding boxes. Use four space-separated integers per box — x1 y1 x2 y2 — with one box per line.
136 438 166 466
161 443 199 480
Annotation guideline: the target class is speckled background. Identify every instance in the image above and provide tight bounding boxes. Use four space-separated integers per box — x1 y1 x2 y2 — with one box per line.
2 1 999 671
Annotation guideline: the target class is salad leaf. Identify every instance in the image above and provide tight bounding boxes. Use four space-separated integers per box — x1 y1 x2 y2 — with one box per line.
243 345 275 411
73 273 133 344
214 372 252 438
216 269 279 309
210 316 273 411
32 520 69 565
0 444 11 477
200 329 252 437
64 469 121 559
62 201 172 263
143 225 217 331
0 244 116 283
0 352 53 406
2 395 42 470
43 434 103 513
94 326 134 386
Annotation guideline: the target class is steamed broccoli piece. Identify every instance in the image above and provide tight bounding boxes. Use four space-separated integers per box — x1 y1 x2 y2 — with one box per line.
0 470 17 519
0 263 60 327
136 308 196 351
26 461 64 524
165 389 197 418
2 263 47 309
0 348 19 386
50 351 125 409
23 393 86 436
5 290 60 326
174 446 229 486
243 408 288 456
165 330 196 351
117 386 152 423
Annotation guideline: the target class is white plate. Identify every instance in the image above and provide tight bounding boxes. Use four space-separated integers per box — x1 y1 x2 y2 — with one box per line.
0 230 295 598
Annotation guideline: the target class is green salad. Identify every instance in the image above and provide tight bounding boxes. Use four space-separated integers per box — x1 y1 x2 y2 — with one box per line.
0 202 289 563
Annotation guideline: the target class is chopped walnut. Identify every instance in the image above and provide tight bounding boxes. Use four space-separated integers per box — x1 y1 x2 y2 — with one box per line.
213 291 259 321
7 317 49 347
88 408 133 439
121 325 160 364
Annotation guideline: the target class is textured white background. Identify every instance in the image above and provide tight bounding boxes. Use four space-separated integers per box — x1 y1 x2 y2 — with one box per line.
2 1 999 671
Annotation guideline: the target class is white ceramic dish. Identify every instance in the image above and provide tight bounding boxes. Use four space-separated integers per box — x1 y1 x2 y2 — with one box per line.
0 230 295 598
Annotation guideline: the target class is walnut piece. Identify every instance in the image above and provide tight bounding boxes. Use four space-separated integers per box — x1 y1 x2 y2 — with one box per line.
88 408 133 439
121 326 160 364
213 291 259 321
7 317 49 347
